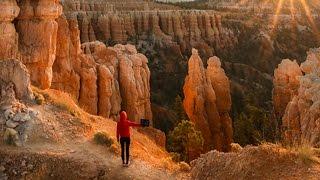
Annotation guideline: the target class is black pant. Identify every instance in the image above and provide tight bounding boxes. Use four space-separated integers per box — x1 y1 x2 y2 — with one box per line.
120 137 131 164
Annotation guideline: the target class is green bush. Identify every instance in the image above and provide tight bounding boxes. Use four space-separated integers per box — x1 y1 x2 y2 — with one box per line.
167 121 204 162
172 95 188 124
170 152 181 162
34 91 45 105
234 104 278 146
4 128 20 146
94 132 114 147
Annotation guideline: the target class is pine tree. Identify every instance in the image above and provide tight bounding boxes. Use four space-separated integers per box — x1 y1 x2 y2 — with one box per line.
172 95 188 124
167 121 204 162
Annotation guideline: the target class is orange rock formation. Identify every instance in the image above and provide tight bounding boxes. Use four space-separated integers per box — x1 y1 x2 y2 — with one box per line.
0 1 153 124
283 48 320 146
183 49 233 152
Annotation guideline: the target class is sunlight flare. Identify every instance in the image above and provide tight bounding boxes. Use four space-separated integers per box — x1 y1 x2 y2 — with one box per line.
300 0 320 40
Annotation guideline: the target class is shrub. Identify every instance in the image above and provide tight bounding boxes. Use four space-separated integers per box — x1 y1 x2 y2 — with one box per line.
172 95 188 125
94 132 114 147
179 161 191 172
34 91 45 105
290 143 320 165
234 104 277 146
109 143 120 154
170 152 181 162
167 120 204 162
4 128 20 146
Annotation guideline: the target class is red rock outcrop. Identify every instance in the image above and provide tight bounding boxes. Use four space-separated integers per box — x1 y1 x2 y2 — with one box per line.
272 59 302 119
0 0 20 60
183 49 233 152
206 57 233 150
281 48 320 147
51 15 152 122
16 0 63 89
112 44 152 122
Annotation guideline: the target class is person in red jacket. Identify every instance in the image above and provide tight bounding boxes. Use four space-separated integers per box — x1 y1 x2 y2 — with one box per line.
116 111 140 167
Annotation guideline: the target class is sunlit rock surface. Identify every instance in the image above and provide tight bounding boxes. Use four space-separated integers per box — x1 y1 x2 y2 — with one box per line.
272 59 302 119
282 48 320 147
183 49 233 152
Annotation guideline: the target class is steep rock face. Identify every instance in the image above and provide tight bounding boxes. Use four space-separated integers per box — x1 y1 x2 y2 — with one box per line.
61 9 237 57
0 1 155 142
272 59 302 119
61 0 179 12
16 0 62 89
183 49 233 152
78 41 120 119
0 0 20 60
206 57 233 150
51 16 152 122
282 48 320 147
112 44 152 123
52 15 81 101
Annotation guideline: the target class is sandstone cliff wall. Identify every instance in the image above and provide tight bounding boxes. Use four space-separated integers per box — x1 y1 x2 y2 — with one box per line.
0 1 153 123
16 0 63 89
183 49 233 152
61 0 180 12
53 15 153 122
275 48 320 147
61 8 238 56
0 0 20 60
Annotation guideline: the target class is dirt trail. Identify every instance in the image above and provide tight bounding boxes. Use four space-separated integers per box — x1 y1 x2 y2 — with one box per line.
0 141 189 180
0 89 189 179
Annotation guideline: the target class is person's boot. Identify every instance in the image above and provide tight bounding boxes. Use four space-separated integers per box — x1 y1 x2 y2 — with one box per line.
125 161 130 167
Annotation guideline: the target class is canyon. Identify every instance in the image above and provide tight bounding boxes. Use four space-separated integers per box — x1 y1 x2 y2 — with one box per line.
1 0 320 179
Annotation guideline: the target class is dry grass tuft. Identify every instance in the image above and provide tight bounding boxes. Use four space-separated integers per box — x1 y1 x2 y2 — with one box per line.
94 131 114 147
178 161 191 172
109 143 120 154
170 152 181 162
295 145 320 165
286 142 320 165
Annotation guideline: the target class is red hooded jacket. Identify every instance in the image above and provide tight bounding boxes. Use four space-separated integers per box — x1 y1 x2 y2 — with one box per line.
116 111 140 139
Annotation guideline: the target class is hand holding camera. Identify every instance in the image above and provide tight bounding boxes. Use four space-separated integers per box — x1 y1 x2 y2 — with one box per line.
140 119 150 127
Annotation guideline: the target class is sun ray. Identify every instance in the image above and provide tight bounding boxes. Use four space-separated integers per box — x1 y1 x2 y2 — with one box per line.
237 0 249 6
270 0 284 35
261 0 271 8
299 0 320 40
289 0 296 19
